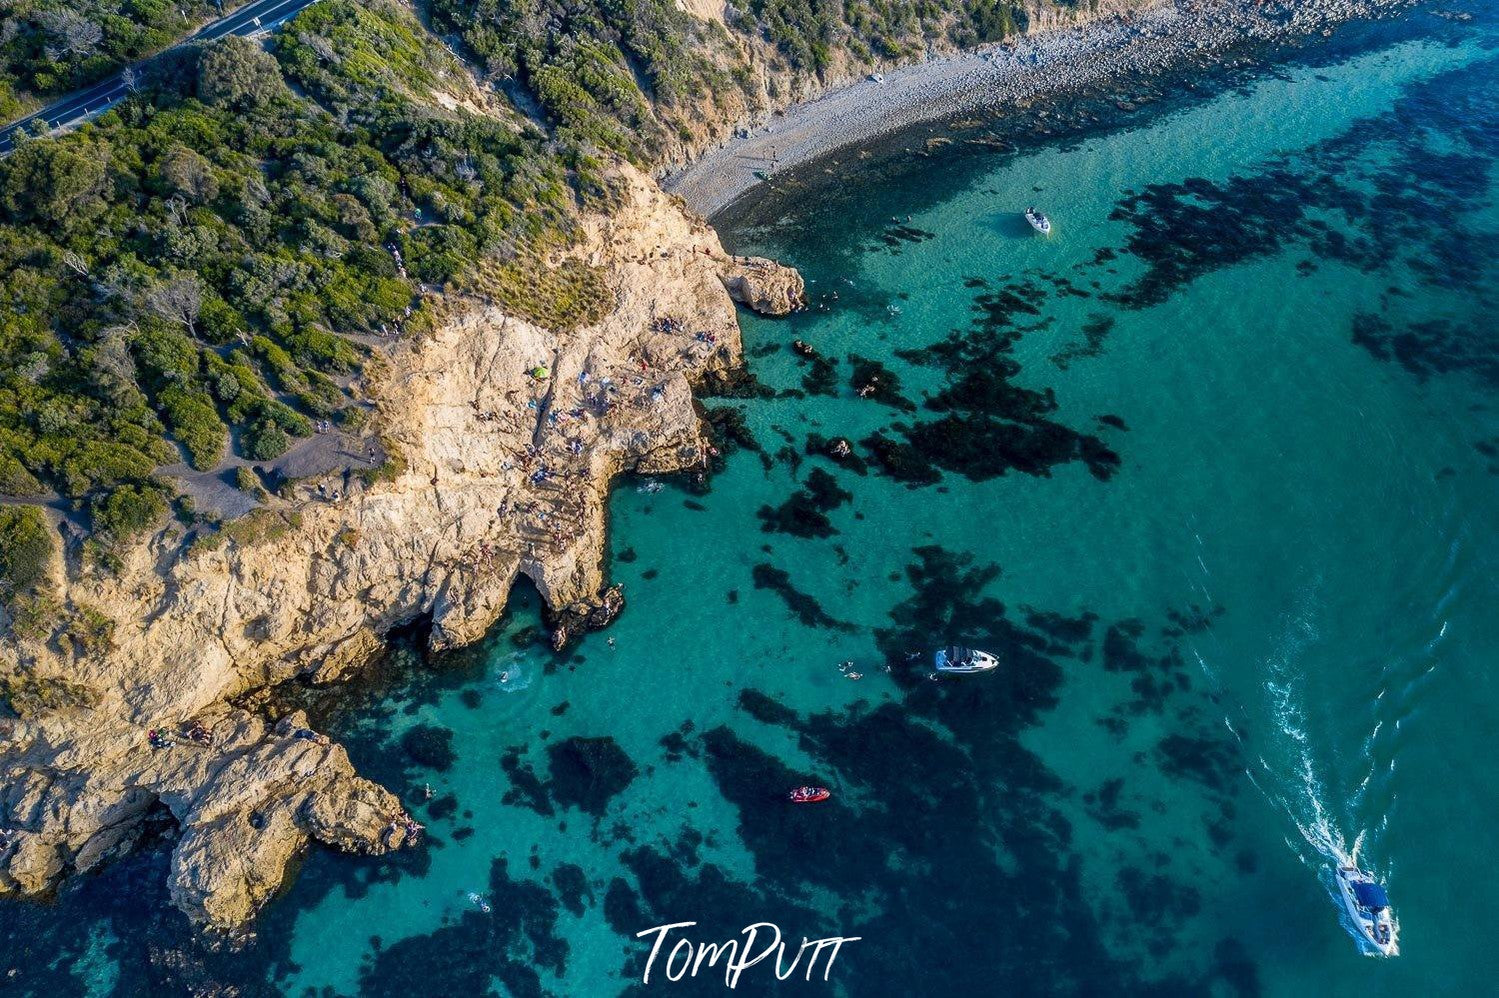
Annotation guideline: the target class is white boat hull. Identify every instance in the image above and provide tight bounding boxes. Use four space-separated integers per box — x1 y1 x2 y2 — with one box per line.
1334 867 1397 956
934 648 1000 673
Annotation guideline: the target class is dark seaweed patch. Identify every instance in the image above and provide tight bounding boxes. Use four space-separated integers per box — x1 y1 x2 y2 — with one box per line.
772 442 802 474
1085 777 1142 831
1101 57 1499 323
690 710 1141 994
500 747 555 816
1163 603 1225 637
735 688 799 726
1102 619 1190 715
756 467 853 537
1117 865 1203 959
874 545 1069 730
901 411 1120 482
699 405 762 465
1023 606 1100 653
658 726 699 762
355 858 567 998
859 430 942 486
602 877 648 937
1051 314 1115 369
1352 311 1499 386
848 353 916 411
1156 733 1240 794
750 563 857 632
696 365 776 399
880 276 1120 483
800 353 840 396
551 863 592 917
874 223 937 251
400 724 456 772
545 736 639 817
805 432 869 475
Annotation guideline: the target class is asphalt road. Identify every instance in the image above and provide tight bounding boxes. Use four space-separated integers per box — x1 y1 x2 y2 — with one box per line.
0 0 321 153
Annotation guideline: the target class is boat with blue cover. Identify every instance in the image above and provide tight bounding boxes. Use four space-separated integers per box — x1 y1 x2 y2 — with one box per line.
1334 864 1397 956
933 646 1000 674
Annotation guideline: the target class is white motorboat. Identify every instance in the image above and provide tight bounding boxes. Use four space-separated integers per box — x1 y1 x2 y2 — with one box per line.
1024 207 1052 235
934 646 1000 674
1334 865 1397 956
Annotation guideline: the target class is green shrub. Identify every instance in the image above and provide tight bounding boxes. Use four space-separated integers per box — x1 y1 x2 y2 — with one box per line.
469 257 613 332
359 435 406 486
221 507 301 546
0 455 44 496
6 592 60 642
196 34 288 109
62 604 116 658
158 383 226 469
91 481 169 541
0 506 54 605
234 465 265 497
334 405 369 432
0 671 101 718
57 441 160 498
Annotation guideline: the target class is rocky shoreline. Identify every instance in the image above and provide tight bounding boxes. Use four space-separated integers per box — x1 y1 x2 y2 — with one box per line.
0 166 803 931
665 0 1426 217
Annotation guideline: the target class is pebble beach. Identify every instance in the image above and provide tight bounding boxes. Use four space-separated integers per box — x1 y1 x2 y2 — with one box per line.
665 0 1424 217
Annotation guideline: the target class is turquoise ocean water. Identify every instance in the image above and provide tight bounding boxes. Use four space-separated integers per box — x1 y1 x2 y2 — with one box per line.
4 5 1499 995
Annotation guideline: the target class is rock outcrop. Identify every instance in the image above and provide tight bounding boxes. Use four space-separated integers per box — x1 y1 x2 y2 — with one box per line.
0 164 800 929
722 258 807 316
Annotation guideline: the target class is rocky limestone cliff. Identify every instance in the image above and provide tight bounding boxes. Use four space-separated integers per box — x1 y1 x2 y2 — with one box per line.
0 165 803 930
1021 0 1156 34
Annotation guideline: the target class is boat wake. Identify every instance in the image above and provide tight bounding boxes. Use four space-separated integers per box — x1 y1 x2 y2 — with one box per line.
1189 575 1406 957
495 657 534 694
1245 592 1401 955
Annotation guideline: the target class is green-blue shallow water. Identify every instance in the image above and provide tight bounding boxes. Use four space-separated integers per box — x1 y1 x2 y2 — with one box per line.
5 5 1499 995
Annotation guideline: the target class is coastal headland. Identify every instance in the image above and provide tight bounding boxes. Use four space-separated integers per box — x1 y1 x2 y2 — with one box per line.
0 165 802 929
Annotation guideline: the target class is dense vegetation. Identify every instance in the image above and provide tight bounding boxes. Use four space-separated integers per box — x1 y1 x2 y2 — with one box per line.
428 0 740 160
430 0 1029 160
0 0 244 120
744 0 1025 68
0 0 591 583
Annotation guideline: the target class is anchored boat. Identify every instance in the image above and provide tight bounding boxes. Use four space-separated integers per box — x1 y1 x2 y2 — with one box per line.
1334 865 1397 956
789 786 830 803
933 646 1000 674
1024 207 1052 235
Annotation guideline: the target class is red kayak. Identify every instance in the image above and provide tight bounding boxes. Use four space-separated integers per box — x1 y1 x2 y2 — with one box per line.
788 786 830 803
